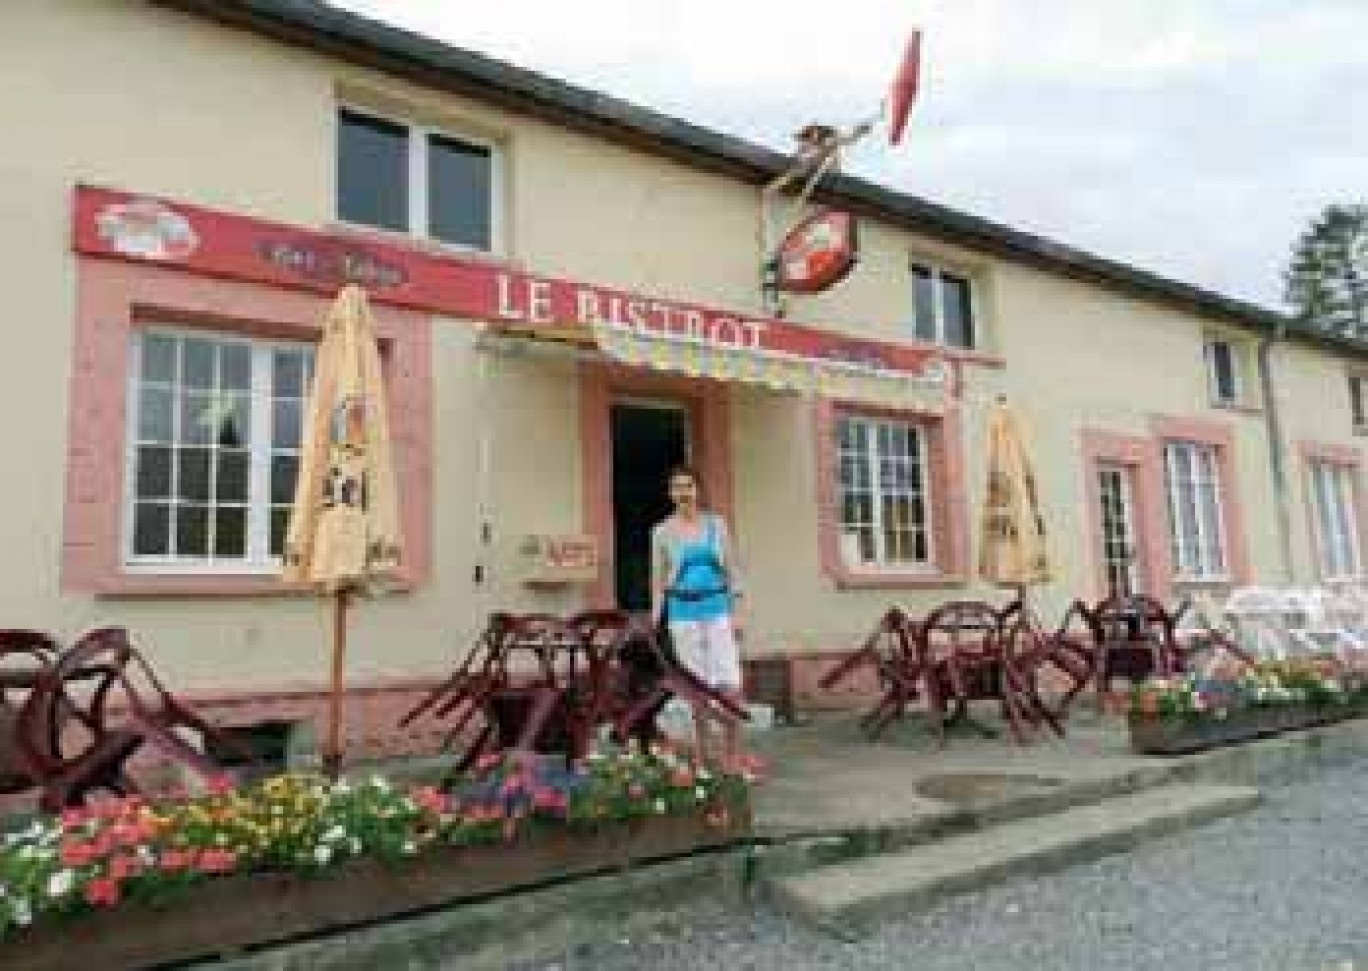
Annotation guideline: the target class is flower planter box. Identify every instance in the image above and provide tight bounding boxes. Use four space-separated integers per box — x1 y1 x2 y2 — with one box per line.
1129 701 1368 756
1 806 750 971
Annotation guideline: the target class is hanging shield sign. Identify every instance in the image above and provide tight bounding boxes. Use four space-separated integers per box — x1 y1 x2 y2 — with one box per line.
775 208 858 294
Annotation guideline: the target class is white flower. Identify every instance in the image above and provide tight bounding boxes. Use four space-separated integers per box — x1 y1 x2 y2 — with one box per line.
694 786 708 801
348 838 362 855
369 775 391 792
323 825 347 842
12 898 31 927
314 845 333 866
401 841 417 856
697 767 713 782
653 799 667 814
47 870 74 899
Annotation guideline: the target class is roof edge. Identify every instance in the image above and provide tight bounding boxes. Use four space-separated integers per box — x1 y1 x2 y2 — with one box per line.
152 0 1362 359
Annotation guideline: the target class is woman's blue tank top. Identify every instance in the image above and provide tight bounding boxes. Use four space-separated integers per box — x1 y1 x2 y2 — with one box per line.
665 515 731 623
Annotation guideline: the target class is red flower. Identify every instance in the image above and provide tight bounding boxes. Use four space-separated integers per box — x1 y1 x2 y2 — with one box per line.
109 854 141 881
61 807 89 829
60 840 97 868
669 768 695 788
207 774 236 797
84 877 121 908
159 848 193 871
197 849 238 874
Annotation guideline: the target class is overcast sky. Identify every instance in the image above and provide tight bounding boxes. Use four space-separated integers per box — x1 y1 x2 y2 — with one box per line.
333 0 1366 310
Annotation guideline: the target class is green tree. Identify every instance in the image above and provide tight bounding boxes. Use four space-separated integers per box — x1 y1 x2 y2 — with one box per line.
1284 203 1368 339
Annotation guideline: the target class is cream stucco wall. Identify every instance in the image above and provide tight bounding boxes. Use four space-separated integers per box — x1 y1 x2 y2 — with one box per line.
3 0 1364 695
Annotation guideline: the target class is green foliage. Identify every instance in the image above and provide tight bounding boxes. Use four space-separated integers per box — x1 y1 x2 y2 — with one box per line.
1285 203 1368 339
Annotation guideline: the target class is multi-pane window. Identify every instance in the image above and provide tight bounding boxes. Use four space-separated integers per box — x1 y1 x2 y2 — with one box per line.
1310 460 1361 580
1098 464 1141 596
126 330 314 570
836 415 931 568
911 264 975 349
1204 339 1240 405
1163 441 1227 581
337 107 495 251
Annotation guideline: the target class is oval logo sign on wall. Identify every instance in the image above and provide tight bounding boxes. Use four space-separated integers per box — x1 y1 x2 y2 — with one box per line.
776 208 858 294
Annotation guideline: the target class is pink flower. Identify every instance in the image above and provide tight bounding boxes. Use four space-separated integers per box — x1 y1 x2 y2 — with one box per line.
207 774 236 797
159 849 193 871
670 768 695 788
197 849 237 874
628 783 646 800
61 807 89 829
60 840 97 867
109 854 141 881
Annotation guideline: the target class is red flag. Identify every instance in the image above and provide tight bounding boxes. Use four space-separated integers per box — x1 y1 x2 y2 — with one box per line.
888 31 922 146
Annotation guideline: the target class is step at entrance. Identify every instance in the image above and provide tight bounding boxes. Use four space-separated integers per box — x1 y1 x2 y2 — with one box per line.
768 783 1260 937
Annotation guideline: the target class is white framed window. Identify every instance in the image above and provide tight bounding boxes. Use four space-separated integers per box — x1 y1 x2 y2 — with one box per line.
1163 440 1228 581
1097 463 1143 596
1204 339 1241 406
124 329 315 572
836 414 932 568
911 263 975 349
1310 460 1361 580
336 106 500 252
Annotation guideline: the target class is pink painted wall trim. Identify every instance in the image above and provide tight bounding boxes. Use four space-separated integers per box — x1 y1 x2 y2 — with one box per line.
1149 413 1250 590
1297 440 1367 580
63 258 433 595
1078 429 1171 601
813 397 969 589
578 362 733 609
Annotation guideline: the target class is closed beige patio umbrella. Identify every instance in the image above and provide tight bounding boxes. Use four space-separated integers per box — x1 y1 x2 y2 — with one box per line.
283 284 402 778
978 397 1051 596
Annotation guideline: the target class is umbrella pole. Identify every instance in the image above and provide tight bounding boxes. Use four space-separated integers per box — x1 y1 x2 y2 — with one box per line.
326 588 349 780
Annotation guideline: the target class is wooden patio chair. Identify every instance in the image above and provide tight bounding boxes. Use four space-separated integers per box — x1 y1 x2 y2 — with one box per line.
0 630 62 797
819 607 923 739
598 611 750 746
1001 599 1096 717
1084 595 1187 707
14 630 145 811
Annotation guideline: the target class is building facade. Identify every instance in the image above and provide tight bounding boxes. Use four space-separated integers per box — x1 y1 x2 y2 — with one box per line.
4 0 1365 755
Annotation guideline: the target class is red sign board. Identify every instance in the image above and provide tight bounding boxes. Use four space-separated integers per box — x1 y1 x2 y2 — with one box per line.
775 209 858 294
74 185 934 376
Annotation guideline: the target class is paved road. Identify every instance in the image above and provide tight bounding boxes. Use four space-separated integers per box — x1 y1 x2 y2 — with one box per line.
525 760 1368 971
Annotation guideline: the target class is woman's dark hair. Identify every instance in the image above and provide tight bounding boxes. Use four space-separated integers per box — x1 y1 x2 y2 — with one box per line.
667 464 701 487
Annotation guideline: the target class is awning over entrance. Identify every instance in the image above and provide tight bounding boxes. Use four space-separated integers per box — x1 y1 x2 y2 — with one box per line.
590 321 949 409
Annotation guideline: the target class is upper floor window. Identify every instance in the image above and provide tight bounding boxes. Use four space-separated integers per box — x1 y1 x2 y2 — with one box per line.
1163 440 1227 581
1204 339 1240 406
1349 374 1367 432
835 414 932 568
911 263 975 349
336 107 496 251
125 329 314 571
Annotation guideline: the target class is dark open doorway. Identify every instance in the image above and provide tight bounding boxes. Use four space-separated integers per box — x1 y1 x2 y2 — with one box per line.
611 400 689 611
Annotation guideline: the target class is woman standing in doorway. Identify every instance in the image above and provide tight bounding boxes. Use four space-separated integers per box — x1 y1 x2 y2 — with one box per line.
651 465 748 770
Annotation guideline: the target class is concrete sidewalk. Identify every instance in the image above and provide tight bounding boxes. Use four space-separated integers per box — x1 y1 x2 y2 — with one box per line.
749 707 1160 841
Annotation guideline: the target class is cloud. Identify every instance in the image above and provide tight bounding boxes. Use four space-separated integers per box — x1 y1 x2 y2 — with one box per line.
331 0 1368 308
